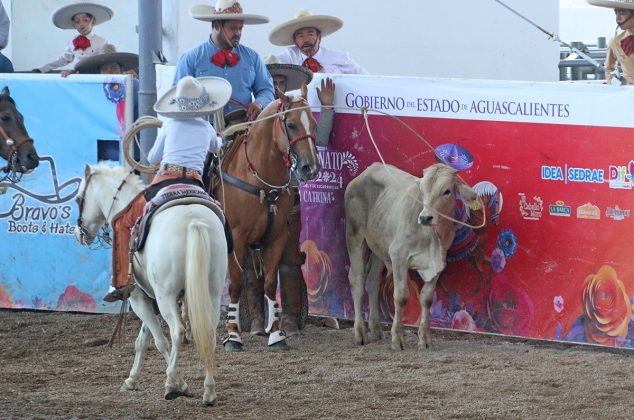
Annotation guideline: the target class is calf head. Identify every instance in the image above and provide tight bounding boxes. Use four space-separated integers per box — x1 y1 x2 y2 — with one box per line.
408 163 478 226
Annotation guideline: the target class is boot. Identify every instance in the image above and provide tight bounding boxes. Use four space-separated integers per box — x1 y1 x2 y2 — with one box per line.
279 263 306 336
243 268 265 336
103 284 135 302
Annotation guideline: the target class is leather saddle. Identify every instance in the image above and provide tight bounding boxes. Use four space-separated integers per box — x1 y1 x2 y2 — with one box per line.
132 183 228 252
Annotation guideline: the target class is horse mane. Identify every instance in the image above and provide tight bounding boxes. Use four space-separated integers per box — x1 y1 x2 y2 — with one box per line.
92 162 145 192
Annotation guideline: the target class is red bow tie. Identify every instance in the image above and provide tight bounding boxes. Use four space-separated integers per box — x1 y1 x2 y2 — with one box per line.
622 35 634 56
302 57 322 73
72 35 91 51
211 49 240 67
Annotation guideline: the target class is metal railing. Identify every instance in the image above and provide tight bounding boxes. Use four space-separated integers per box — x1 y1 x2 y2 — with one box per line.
559 37 607 81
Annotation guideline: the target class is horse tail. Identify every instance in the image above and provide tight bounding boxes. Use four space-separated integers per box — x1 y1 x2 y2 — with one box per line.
185 220 216 373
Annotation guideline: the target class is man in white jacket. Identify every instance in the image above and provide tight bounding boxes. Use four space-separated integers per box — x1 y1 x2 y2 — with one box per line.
269 9 368 75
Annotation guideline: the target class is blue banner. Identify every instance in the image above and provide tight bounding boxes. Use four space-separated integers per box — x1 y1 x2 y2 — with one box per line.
0 75 133 313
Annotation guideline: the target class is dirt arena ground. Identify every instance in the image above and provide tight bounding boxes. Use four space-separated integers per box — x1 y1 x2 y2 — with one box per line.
1 309 633 419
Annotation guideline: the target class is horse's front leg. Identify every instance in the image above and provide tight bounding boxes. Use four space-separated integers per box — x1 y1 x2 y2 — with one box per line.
124 292 170 392
263 235 289 350
224 244 247 351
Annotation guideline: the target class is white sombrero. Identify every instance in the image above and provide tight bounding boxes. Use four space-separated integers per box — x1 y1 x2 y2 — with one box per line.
154 76 232 118
74 44 138 74
587 0 634 9
190 0 269 24
264 54 313 91
269 9 343 47
52 2 114 29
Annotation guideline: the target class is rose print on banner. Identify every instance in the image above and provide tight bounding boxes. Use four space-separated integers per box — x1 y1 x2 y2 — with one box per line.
451 309 477 331
56 285 96 312
482 274 535 335
581 265 631 346
0 283 13 308
301 240 333 312
378 272 422 326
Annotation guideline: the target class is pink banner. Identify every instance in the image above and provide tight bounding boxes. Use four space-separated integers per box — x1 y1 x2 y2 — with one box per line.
300 77 634 348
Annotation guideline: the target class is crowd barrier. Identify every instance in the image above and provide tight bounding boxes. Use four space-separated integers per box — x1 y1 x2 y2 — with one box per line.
301 74 634 349
2 71 633 349
0 74 134 313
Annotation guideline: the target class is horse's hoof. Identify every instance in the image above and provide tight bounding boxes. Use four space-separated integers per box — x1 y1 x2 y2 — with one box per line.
120 378 138 392
164 386 191 400
223 340 243 352
268 340 289 351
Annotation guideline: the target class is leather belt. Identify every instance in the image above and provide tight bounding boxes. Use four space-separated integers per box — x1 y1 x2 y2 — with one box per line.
157 163 201 177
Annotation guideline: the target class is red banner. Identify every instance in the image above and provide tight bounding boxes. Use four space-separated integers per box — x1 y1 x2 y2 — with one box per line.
300 75 634 348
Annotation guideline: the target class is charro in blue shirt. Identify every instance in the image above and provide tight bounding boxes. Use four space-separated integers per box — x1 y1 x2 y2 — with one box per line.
173 37 275 114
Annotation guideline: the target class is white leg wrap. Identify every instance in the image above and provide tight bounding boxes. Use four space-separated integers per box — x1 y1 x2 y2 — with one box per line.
222 331 242 345
226 302 241 332
264 295 282 334
268 330 286 346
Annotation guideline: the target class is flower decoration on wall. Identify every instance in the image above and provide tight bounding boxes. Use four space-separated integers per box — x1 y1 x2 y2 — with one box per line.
497 228 518 259
581 265 631 346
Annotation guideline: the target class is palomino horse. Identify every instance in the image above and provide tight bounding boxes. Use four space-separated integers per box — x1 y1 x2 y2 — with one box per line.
0 87 39 181
75 164 227 405
210 87 320 351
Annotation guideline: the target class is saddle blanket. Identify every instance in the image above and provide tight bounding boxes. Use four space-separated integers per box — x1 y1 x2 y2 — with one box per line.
133 184 226 252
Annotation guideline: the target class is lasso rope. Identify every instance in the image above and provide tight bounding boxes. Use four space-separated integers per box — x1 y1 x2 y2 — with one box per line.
122 103 485 229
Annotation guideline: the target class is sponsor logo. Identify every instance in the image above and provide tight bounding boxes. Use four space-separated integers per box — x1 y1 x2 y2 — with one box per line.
606 205 631 221
541 165 604 184
608 161 634 190
519 193 543 220
549 200 571 217
576 202 601 220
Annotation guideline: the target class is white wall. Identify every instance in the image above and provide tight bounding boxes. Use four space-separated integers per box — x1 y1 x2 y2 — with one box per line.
8 0 559 81
560 0 617 44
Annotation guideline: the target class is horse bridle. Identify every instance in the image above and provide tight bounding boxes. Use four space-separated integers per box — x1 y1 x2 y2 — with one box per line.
0 123 35 183
76 171 131 248
242 99 316 189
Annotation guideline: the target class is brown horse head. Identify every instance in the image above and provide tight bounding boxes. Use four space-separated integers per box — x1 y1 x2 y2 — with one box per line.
0 87 39 174
276 84 320 182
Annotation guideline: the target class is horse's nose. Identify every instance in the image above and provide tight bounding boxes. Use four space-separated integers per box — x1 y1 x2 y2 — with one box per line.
418 215 434 225
301 162 320 181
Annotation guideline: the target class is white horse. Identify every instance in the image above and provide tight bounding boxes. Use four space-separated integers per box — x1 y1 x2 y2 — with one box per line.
74 163 227 406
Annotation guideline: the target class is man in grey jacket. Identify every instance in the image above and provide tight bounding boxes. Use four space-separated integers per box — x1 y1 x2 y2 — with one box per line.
0 3 13 73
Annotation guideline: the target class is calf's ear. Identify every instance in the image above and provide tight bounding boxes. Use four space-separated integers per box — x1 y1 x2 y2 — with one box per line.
84 164 91 179
456 183 479 208
406 182 421 200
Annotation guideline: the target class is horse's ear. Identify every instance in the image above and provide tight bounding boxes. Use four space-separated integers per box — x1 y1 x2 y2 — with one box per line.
84 164 91 179
279 92 290 107
275 86 285 100
1 86 9 98
300 81 308 99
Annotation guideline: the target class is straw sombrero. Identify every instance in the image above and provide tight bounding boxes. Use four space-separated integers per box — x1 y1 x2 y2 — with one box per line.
264 54 313 91
190 0 269 24
434 143 474 171
269 9 343 46
587 0 634 9
74 44 138 74
154 76 232 118
52 2 113 29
